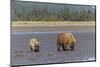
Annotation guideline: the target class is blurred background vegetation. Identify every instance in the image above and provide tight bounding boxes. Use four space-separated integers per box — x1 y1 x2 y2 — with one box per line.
11 1 96 22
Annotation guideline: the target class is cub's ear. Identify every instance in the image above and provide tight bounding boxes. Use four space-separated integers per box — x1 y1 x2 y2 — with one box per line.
38 42 40 44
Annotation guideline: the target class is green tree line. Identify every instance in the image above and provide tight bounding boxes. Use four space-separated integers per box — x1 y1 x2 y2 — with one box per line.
12 6 95 21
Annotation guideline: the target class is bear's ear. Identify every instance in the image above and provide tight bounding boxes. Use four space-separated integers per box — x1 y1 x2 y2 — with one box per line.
38 42 40 44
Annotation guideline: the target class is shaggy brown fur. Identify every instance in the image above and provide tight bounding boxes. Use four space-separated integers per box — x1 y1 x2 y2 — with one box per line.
57 33 76 51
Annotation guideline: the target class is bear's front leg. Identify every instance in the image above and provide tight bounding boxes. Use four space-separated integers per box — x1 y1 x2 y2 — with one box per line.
62 44 66 51
34 45 39 52
70 43 75 50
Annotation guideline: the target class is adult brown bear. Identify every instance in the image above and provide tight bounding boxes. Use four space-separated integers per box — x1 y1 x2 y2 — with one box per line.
57 33 76 51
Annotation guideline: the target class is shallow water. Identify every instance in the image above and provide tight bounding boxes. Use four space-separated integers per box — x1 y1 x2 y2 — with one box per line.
11 31 96 66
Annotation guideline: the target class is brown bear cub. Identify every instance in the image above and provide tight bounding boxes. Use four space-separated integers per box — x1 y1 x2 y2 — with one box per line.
29 38 40 52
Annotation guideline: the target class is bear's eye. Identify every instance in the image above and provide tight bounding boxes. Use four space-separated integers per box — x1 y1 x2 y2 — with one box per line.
32 41 34 43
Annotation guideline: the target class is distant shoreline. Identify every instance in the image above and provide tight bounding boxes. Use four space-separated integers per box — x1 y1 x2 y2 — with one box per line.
12 21 95 27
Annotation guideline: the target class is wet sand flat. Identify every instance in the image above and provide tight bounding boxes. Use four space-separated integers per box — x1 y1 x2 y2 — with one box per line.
12 25 95 32
11 31 96 66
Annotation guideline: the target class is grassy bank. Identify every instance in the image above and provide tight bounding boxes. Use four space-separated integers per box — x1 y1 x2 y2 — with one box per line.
12 21 95 26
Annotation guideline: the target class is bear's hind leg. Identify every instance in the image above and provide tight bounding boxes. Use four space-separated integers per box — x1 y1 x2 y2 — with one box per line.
57 43 61 51
30 46 33 51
